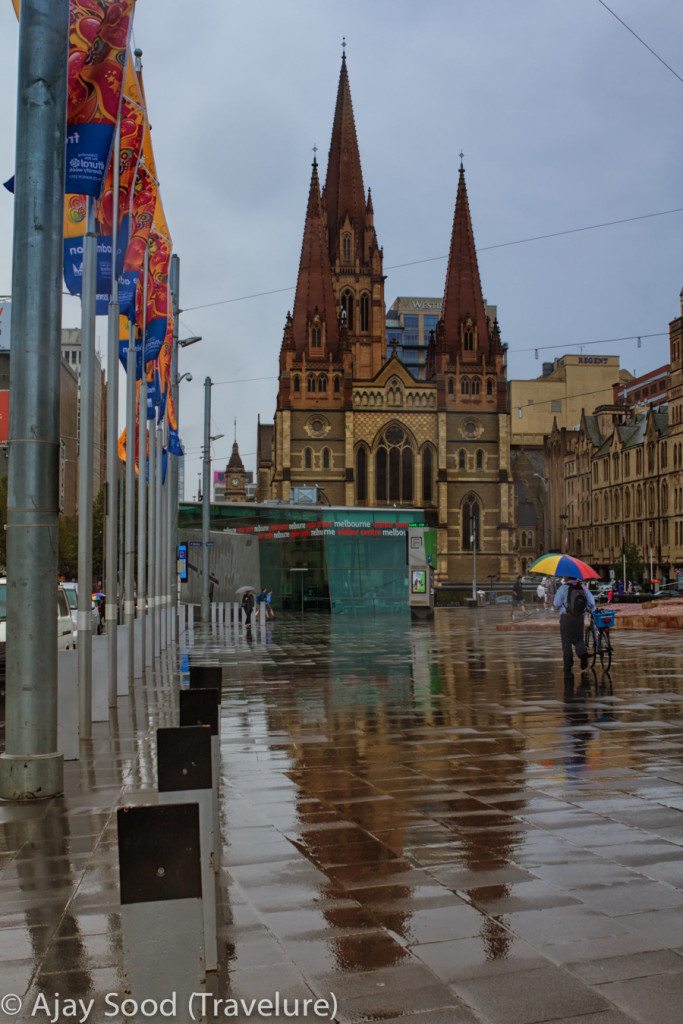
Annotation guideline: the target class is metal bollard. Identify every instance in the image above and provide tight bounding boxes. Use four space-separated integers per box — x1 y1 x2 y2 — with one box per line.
157 726 218 972
117 803 206 997
179 688 220 867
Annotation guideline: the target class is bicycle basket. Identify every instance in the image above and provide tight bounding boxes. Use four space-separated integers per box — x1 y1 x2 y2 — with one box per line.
594 610 616 629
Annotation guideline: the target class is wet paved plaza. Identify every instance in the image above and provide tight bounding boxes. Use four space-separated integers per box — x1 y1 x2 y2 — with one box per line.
2 608 683 1023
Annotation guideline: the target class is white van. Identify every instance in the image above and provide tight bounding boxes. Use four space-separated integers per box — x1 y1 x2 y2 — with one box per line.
0 580 75 685
61 581 101 641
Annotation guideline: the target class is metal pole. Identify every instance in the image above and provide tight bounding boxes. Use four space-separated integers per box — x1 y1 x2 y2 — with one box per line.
77 196 97 738
155 423 163 653
136 250 148 672
0 0 69 800
147 415 156 662
169 256 180 639
201 377 211 623
158 425 166 651
161 424 168 649
124 319 136 686
106 119 121 706
118 472 124 618
471 519 477 602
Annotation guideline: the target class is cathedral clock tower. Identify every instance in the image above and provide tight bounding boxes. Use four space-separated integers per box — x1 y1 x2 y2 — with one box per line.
225 436 247 502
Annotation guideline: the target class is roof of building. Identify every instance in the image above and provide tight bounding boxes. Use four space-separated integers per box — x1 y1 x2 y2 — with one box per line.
441 162 492 354
227 441 244 472
324 51 367 264
290 158 340 355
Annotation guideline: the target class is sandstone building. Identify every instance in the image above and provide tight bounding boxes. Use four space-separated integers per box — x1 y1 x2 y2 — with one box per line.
257 53 516 581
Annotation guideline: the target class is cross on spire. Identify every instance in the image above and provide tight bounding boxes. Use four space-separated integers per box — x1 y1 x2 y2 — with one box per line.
342 36 346 55
459 150 465 169
312 144 318 167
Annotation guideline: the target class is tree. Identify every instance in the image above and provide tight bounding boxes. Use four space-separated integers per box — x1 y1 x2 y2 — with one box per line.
612 542 643 586
92 487 105 583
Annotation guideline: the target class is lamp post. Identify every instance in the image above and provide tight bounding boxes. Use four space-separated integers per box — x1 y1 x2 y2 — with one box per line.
533 473 550 553
559 513 569 553
201 375 223 623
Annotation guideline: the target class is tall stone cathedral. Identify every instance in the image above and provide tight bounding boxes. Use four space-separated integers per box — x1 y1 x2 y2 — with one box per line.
257 52 516 581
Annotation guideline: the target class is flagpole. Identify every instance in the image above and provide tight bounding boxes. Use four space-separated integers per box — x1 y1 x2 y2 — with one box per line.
136 248 149 672
159 426 167 652
147 392 156 666
77 195 97 738
124 317 136 686
106 120 121 708
0 0 69 801
169 255 180 642
154 418 162 657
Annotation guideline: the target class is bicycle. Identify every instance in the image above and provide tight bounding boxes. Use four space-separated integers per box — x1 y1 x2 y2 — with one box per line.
585 608 615 672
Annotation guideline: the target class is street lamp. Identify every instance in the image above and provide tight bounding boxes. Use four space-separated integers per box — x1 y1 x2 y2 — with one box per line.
176 371 192 385
178 335 202 348
533 473 550 553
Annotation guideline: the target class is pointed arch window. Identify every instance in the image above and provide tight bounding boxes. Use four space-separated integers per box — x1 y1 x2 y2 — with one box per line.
461 377 470 395
462 494 480 550
318 374 327 393
307 375 315 393
472 377 481 395
311 325 321 348
458 449 466 470
448 378 454 395
293 375 300 393
322 447 330 470
356 445 368 503
463 328 474 351
333 375 341 393
304 447 312 470
342 232 351 263
360 292 370 332
341 290 354 331
375 424 414 504
475 449 484 470
486 378 494 396
422 445 434 504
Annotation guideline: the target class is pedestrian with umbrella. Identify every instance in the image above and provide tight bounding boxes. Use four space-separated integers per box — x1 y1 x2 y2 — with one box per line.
236 585 257 627
529 554 598 674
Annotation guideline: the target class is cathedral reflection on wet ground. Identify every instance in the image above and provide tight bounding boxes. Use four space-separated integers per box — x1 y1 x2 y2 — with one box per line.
1 609 683 1023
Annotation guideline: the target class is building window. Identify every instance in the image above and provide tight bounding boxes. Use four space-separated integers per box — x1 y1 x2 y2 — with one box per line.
458 449 466 470
663 519 669 545
422 445 434 503
322 447 330 470
318 374 327 392
648 443 655 473
375 424 414 504
360 293 370 332
333 375 341 393
293 375 300 392
471 377 481 395
662 480 668 514
448 377 454 395
342 233 351 263
356 446 367 503
625 488 631 517
636 449 643 475
551 399 562 413
624 452 630 476
636 485 642 516
662 441 668 468
461 377 470 395
341 290 354 330
463 328 474 351
304 447 312 470
311 325 321 348
462 494 480 550
307 375 315 393
487 378 494 396
475 449 484 470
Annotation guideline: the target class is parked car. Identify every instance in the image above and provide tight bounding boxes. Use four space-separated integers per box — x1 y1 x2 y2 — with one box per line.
0 580 76 687
61 581 101 640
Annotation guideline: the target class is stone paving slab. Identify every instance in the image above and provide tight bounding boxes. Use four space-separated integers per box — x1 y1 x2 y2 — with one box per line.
0 611 683 1022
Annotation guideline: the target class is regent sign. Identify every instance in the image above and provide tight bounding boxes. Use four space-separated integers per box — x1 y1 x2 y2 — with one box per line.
578 356 609 365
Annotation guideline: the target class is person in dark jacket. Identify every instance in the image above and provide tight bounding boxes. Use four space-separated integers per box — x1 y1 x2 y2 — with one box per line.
241 590 255 626
554 578 596 672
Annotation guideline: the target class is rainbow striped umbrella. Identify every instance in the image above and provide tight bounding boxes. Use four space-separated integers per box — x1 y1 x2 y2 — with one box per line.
527 553 599 580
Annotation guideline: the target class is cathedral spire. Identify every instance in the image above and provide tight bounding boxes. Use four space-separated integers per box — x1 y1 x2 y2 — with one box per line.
324 47 366 263
441 161 491 355
290 156 340 354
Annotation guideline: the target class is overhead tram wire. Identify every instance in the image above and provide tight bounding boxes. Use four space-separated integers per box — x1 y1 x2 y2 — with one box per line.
595 0 683 87
179 205 683 313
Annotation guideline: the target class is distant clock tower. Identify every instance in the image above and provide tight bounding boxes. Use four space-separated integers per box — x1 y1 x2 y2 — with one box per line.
225 430 247 502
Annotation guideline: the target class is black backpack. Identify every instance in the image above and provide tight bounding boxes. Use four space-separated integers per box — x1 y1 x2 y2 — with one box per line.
567 585 587 617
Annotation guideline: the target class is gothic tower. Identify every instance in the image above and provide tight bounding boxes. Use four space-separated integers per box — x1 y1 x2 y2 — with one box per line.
225 438 247 502
324 50 385 379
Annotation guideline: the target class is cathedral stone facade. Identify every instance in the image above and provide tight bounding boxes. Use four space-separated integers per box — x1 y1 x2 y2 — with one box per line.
257 53 516 582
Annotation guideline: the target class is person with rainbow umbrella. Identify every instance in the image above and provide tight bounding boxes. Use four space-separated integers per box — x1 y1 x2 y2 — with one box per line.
528 554 598 674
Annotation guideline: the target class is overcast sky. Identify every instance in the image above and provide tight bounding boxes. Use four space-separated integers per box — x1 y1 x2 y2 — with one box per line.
1 0 682 494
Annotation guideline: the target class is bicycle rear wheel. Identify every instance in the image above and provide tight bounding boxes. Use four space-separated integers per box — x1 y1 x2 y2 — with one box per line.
584 625 597 668
598 629 613 672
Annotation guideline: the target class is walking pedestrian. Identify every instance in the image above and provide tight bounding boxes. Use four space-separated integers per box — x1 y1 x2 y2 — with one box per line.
536 578 547 609
511 576 526 619
255 587 267 620
241 589 255 626
265 589 275 620
553 577 596 673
